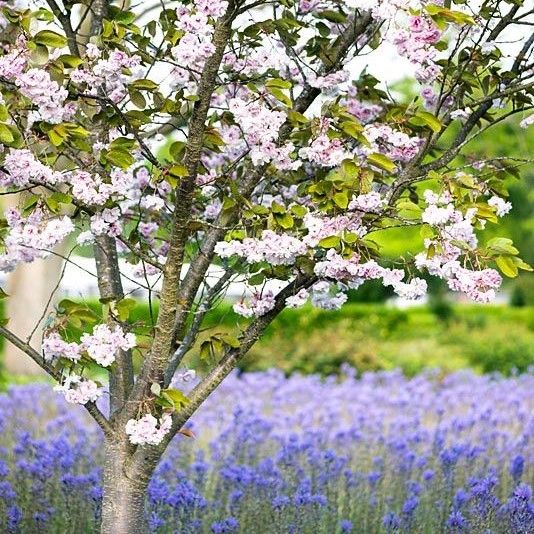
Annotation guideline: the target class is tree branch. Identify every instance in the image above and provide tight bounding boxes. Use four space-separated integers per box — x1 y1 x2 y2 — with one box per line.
168 11 376 352
125 2 238 420
130 274 317 468
0 325 113 436
94 236 134 417
163 269 235 387
45 0 80 56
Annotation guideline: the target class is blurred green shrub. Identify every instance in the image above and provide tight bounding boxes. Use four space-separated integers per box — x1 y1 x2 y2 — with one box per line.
461 325 534 375
510 273 534 307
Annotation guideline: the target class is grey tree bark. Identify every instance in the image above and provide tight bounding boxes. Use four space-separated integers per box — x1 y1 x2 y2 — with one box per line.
100 439 151 534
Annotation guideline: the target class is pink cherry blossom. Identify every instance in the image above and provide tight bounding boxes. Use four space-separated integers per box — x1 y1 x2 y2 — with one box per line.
125 413 173 445
54 374 103 405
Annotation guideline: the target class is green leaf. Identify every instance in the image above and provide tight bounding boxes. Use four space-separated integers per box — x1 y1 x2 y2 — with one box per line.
358 169 374 194
290 204 307 218
317 10 347 23
150 383 161 397
270 202 285 215
0 287 8 299
319 235 341 248
109 137 136 150
367 153 396 173
397 200 422 218
57 54 83 68
129 89 146 109
267 87 292 108
414 110 442 133
131 79 159 91
248 273 265 286
340 121 364 139
33 30 67 48
50 192 72 204
116 298 136 321
425 4 475 25
487 237 519 256
273 212 293 229
0 123 14 144
339 160 359 180
343 231 358 244
162 388 189 410
45 196 59 213
287 110 308 124
168 164 189 178
30 44 49 65
105 149 135 169
496 256 518 278
200 340 212 361
169 141 186 161
48 127 66 147
333 191 349 209
71 308 97 324
420 225 434 239
33 8 55 22
219 334 241 349
58 299 80 312
265 78 292 89
512 257 533 272
474 203 498 224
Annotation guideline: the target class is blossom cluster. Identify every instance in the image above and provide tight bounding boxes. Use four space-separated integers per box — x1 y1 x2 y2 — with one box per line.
71 47 143 104
44 325 135 405
310 281 348 310
344 87 382 123
42 332 83 362
347 0 427 22
53 375 102 405
125 413 173 446
0 149 64 188
170 0 228 88
309 69 350 91
315 250 428 300
519 114 534 129
43 324 136 368
302 213 365 247
348 191 385 213
298 134 350 167
361 124 422 163
0 38 72 124
392 15 442 84
215 230 307 266
224 44 288 77
80 324 136 367
16 68 72 124
415 190 505 302
69 168 136 207
0 208 74 272
228 96 297 169
488 195 512 217
233 289 276 318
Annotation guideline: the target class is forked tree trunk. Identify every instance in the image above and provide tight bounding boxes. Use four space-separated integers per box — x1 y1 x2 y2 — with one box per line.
100 439 154 534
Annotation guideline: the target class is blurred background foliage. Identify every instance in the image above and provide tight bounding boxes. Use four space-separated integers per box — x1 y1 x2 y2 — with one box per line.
3 299 533 384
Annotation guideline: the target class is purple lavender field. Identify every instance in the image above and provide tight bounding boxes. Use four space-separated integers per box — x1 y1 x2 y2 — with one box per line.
0 369 533 533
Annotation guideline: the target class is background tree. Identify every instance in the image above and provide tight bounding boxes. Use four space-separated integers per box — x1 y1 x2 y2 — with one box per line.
0 0 532 532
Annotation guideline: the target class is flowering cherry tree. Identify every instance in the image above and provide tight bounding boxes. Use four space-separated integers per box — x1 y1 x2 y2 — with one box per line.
0 0 533 531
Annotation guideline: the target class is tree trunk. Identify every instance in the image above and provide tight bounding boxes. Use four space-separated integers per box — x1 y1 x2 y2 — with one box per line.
100 439 151 534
